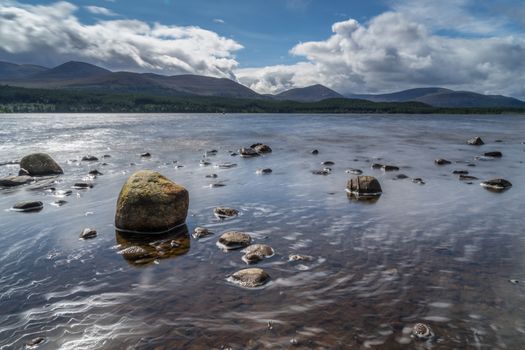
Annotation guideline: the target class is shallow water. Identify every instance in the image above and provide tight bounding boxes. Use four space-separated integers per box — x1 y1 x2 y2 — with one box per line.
0 113 524 349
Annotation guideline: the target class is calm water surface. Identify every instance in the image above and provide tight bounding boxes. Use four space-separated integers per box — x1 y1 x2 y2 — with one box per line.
0 114 524 349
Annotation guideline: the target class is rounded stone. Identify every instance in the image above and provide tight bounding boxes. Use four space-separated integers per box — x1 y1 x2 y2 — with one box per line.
239 147 259 158
480 178 512 191
115 170 189 233
256 168 272 175
193 226 213 239
434 158 451 165
213 207 238 219
484 151 502 158
411 323 434 341
0 175 33 187
12 200 43 212
80 228 97 239
242 244 274 264
82 155 98 162
20 153 63 176
217 231 252 250
228 268 270 288
252 144 272 154
346 176 382 196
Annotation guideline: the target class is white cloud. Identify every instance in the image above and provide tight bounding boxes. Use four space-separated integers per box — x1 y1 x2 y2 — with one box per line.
0 1 243 78
213 18 225 24
85 5 117 17
237 7 525 98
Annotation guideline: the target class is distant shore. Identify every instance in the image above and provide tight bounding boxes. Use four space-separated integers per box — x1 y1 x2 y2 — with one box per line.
1 85 525 114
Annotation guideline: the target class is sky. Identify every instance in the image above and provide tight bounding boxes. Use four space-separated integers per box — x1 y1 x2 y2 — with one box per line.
1 0 525 98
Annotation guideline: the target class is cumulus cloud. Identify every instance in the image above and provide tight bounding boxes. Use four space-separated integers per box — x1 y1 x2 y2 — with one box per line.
0 1 243 78
85 5 117 17
237 7 525 98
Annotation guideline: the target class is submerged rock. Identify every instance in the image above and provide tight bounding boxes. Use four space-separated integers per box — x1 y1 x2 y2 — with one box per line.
311 169 331 176
382 165 399 171
411 323 435 341
256 168 272 175
193 227 213 239
346 169 363 175
371 163 383 169
459 174 479 181
242 244 275 264
72 182 93 189
26 336 46 347
321 161 335 166
82 155 98 162
88 169 103 176
434 158 451 165
199 160 211 166
480 178 512 191
205 174 218 178
12 200 43 212
140 152 151 158
20 153 63 176
412 178 425 185
346 176 382 197
311 149 319 155
118 246 153 261
484 151 502 158
217 231 252 250
288 254 313 262
467 136 484 145
215 163 237 169
393 174 409 180
0 175 33 187
228 268 270 288
213 207 238 219
453 170 469 175
115 170 189 233
80 228 97 239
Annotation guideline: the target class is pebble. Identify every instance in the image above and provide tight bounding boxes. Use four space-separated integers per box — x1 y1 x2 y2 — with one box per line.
311 149 319 155
72 182 93 189
435 158 451 165
382 165 399 171
79 228 97 239
82 155 98 162
193 227 213 239
411 323 434 341
217 231 252 250
256 168 272 175
346 169 362 175
12 201 43 212
205 174 218 178
228 268 270 288
26 336 45 347
213 207 239 219
288 254 312 262
140 152 151 157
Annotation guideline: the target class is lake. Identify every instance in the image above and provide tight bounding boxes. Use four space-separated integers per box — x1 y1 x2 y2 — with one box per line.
0 113 524 349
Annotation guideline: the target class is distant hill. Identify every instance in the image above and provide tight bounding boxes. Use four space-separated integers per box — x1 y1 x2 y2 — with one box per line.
0 61 48 80
28 61 111 81
0 61 261 99
1 60 524 107
347 87 525 108
275 84 344 102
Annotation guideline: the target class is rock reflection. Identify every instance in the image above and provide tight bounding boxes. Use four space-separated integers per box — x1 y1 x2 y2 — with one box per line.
346 192 381 203
115 225 190 266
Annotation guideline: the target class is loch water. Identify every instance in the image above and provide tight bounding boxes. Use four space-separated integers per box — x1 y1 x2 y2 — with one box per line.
0 113 524 349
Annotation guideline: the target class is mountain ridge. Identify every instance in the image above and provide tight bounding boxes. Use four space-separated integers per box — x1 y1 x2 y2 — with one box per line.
1 60 524 107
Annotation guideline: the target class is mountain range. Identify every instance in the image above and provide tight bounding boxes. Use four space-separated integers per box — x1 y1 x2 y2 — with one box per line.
1 60 524 108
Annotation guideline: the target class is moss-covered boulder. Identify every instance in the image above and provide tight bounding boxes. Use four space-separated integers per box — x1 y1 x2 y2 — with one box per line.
20 153 63 176
115 170 189 233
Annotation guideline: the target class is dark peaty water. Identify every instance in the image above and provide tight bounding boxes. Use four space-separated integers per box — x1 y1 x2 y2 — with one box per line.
0 114 524 349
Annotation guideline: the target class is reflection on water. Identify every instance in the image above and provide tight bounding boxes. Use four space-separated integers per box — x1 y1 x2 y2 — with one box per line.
115 226 190 266
0 113 524 349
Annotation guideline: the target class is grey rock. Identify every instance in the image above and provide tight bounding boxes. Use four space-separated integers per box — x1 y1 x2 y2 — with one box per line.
20 153 63 176
213 207 238 219
0 175 33 187
80 228 97 239
12 200 43 212
228 268 270 288
217 231 252 250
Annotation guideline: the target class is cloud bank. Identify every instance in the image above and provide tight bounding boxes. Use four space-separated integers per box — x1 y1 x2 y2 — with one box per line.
0 1 243 78
238 1 525 98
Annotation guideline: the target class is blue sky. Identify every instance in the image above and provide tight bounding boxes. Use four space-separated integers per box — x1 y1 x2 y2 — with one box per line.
1 0 525 97
71 0 390 67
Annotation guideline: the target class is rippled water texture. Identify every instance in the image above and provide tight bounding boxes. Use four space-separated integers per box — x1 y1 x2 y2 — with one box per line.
1 114 524 349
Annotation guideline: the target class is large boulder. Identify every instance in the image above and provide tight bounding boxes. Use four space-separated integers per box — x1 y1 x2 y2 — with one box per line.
346 176 382 196
19 153 63 176
115 170 189 233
